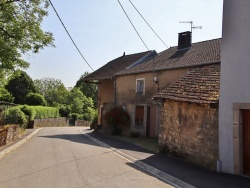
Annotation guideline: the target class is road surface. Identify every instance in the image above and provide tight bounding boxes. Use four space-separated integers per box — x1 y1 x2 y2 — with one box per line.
0 127 172 188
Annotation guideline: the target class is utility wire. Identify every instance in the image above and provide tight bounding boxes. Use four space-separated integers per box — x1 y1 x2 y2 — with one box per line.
48 0 94 71
128 0 168 48
117 0 149 51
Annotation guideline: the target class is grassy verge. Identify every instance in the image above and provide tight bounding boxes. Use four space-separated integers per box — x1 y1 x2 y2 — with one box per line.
113 135 159 153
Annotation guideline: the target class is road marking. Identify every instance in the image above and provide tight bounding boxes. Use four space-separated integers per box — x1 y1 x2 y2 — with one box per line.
80 129 196 188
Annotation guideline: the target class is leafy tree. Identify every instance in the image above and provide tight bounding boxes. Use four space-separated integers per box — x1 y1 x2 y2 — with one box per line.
75 72 98 107
0 87 14 102
34 78 69 106
0 0 54 78
5 71 37 104
25 92 47 106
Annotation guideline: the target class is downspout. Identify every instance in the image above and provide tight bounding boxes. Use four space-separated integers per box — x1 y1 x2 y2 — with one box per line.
113 76 117 107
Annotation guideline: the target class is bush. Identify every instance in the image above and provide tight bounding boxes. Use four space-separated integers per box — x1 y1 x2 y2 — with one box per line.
19 105 59 120
25 92 47 106
59 105 71 117
130 130 140 137
4 107 27 127
104 107 130 127
90 110 98 130
70 113 78 126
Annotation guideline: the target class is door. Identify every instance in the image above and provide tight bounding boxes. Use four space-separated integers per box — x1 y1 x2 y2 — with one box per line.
135 106 144 126
146 106 156 137
243 110 250 176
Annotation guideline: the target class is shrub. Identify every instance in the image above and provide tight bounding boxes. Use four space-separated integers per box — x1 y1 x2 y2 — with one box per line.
104 107 130 127
59 105 71 117
25 92 47 106
19 105 59 120
90 110 98 130
4 107 27 127
130 130 140 137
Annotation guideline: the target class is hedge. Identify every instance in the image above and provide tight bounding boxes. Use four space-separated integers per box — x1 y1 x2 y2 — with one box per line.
19 105 59 120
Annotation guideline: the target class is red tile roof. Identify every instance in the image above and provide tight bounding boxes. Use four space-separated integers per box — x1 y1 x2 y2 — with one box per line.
82 51 150 81
153 64 220 104
116 38 221 76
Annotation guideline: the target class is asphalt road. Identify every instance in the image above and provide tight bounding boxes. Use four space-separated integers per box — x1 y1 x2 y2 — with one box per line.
0 127 172 188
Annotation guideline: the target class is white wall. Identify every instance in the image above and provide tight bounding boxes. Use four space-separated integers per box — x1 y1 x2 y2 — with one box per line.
220 0 250 174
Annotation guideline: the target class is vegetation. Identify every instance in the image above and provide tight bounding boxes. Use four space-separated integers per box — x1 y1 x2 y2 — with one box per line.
75 72 98 108
0 87 14 103
25 92 47 106
19 105 59 120
0 0 54 80
5 71 37 104
104 107 130 135
3 107 27 127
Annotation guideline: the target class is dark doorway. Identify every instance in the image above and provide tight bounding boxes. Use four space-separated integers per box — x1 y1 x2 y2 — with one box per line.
243 110 250 176
146 106 156 137
135 106 144 126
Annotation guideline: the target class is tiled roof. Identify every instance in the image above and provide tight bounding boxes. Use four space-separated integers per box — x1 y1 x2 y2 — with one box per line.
153 64 220 104
116 38 221 76
82 51 150 81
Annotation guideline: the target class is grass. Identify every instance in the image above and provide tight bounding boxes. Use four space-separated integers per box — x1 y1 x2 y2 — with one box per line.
113 135 159 153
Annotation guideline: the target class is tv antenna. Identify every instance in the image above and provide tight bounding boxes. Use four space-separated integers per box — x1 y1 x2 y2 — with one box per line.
179 21 202 32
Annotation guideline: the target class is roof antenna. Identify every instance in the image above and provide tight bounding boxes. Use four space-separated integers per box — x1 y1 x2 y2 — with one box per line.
179 21 202 33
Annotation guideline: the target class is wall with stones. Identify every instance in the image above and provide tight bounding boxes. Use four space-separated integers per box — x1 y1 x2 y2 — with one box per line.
34 118 69 128
75 120 90 127
159 100 219 170
0 125 24 147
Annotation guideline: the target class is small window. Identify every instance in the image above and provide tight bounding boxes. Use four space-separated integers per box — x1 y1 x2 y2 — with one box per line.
136 78 145 94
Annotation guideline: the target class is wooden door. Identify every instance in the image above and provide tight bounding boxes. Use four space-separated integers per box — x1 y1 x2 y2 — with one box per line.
146 107 156 137
135 106 144 126
243 110 250 176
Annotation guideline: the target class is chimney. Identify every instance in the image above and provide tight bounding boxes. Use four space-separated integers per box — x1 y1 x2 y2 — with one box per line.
178 31 192 50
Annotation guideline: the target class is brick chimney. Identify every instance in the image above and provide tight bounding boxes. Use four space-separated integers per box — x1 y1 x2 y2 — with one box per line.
178 31 192 50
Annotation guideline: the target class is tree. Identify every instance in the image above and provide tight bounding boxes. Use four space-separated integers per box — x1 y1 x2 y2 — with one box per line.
0 87 14 103
0 0 54 78
75 72 98 108
34 78 69 106
5 71 37 104
25 92 47 106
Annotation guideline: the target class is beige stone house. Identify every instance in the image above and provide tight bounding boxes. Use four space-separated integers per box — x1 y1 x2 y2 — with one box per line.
114 32 221 137
153 64 220 170
82 51 156 128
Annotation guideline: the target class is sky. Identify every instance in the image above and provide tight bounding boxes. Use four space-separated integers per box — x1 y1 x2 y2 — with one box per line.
24 0 223 88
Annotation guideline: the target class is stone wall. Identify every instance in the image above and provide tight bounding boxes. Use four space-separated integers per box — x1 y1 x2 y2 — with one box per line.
75 120 90 127
159 100 219 170
34 118 69 128
0 125 24 147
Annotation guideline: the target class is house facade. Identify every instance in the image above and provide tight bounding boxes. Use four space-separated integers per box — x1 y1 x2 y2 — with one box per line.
154 64 220 170
82 51 153 129
114 33 221 137
219 0 250 176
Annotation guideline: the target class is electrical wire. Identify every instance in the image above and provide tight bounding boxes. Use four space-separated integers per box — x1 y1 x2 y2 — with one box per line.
117 0 149 51
128 0 168 48
48 0 94 71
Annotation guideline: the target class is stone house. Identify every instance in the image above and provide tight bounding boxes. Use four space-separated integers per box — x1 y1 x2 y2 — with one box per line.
219 0 250 176
113 32 221 137
82 51 156 128
153 64 220 170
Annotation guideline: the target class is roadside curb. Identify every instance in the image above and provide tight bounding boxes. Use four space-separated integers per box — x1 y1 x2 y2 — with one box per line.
80 129 196 188
0 128 42 159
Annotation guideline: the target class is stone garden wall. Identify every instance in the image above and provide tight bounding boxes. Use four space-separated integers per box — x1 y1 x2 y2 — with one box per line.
159 100 219 170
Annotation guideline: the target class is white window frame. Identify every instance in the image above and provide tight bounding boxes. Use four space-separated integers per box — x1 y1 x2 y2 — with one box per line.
135 78 145 95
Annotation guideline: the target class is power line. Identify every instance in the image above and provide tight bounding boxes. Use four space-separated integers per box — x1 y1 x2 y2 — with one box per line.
128 0 168 48
117 0 149 51
48 0 94 71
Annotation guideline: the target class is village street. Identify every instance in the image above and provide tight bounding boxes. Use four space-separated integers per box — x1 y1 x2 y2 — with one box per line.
0 127 171 188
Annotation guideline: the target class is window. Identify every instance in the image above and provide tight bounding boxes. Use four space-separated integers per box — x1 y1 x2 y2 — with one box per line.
136 78 145 94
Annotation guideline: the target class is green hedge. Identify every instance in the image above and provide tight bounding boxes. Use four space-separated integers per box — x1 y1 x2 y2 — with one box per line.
19 105 59 120
4 107 27 127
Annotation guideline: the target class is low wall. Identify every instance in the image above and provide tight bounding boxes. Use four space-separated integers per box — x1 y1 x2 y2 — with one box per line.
159 100 219 170
0 125 24 147
75 120 90 127
34 118 69 128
